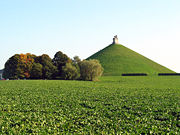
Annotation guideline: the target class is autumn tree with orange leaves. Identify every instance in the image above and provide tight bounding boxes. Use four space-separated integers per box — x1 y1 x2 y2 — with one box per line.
3 53 36 79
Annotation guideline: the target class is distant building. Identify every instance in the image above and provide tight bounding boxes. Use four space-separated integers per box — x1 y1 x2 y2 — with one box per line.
112 35 119 44
0 70 3 80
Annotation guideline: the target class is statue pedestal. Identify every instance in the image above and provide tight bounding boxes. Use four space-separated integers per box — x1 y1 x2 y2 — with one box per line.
113 35 119 44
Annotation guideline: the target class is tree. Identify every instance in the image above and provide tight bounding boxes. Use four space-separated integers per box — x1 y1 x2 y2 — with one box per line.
73 56 81 65
72 56 81 74
79 59 103 81
52 51 72 77
30 63 43 79
62 63 80 80
3 54 22 79
19 53 35 78
3 53 36 79
35 54 58 79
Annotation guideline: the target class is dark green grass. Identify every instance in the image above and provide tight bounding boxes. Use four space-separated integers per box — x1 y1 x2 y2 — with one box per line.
0 77 179 134
87 44 174 76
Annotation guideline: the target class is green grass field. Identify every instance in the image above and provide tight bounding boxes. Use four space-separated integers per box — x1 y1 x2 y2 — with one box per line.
0 77 179 134
87 44 174 76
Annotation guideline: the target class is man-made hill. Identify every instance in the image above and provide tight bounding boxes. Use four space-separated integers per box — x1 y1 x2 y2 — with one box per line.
87 44 174 76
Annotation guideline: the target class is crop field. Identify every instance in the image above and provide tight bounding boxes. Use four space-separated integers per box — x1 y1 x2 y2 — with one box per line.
0 76 179 134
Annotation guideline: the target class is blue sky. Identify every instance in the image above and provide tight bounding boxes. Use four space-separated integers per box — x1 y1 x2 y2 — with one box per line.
0 0 180 72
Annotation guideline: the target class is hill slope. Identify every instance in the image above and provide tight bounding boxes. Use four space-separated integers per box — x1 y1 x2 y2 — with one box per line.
87 44 174 76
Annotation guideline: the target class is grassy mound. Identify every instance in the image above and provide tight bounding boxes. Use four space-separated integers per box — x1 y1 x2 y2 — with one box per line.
87 44 174 76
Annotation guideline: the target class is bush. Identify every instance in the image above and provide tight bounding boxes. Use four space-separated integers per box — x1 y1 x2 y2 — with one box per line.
62 63 80 80
79 59 103 81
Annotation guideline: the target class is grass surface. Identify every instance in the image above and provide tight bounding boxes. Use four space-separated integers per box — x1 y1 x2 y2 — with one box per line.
87 44 174 76
0 76 179 134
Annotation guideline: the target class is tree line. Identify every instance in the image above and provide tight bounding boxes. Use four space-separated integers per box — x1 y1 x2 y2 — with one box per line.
3 51 103 81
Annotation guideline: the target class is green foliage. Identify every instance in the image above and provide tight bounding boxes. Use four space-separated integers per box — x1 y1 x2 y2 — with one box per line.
79 59 103 81
53 51 72 77
30 63 43 79
87 44 175 76
72 56 81 76
62 63 80 80
3 54 21 79
0 76 179 134
3 53 58 80
73 56 81 64
3 53 80 80
3 54 35 79
36 54 58 79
